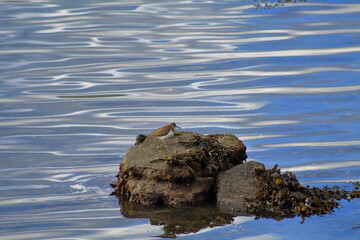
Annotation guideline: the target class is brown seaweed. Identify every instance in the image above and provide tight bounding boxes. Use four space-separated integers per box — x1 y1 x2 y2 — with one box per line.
245 165 360 223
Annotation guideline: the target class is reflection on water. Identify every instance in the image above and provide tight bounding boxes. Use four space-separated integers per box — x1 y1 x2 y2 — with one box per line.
119 197 234 238
0 0 360 239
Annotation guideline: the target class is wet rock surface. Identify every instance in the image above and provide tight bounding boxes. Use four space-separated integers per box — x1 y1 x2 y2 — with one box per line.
217 161 265 212
114 132 247 205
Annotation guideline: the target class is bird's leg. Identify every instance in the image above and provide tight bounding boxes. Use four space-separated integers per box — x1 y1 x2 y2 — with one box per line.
162 139 169 149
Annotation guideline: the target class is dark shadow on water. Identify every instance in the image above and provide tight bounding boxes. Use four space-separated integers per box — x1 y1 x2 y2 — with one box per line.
118 196 234 238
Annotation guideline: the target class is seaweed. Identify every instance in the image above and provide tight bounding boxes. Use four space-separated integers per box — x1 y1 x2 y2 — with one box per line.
165 135 244 176
245 165 360 223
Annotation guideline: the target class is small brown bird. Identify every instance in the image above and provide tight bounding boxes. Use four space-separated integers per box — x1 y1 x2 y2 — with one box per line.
149 122 181 140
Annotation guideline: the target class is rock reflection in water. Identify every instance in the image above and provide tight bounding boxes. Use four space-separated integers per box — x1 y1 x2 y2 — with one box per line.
118 196 234 238
115 169 360 238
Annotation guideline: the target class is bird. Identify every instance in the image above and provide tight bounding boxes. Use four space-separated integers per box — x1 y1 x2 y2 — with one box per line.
135 134 147 145
149 122 181 147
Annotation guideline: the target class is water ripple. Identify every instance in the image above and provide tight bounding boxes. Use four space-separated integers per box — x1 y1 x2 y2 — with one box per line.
1 0 360 239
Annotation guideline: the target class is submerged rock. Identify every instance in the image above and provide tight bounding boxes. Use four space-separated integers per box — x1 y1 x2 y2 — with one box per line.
114 131 247 206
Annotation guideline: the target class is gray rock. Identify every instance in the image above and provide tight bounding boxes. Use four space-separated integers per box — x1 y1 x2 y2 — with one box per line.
115 131 247 206
217 161 265 213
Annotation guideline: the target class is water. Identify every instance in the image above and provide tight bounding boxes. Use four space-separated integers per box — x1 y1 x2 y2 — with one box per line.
0 0 359 239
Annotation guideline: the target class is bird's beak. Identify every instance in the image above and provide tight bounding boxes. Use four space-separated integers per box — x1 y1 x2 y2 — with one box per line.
176 126 181 129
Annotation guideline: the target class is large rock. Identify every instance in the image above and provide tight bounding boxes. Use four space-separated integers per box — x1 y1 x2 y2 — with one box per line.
216 161 265 212
115 132 247 205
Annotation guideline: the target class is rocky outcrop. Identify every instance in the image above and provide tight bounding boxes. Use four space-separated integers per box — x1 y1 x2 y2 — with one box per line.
114 132 247 206
112 131 360 237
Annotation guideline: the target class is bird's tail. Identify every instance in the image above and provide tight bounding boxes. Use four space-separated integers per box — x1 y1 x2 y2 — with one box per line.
135 134 147 145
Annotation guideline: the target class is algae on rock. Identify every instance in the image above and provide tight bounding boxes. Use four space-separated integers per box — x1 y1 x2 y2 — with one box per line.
115 132 247 206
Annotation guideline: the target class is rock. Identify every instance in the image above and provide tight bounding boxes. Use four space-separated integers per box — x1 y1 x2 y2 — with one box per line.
114 131 247 206
217 161 265 212
112 131 360 228
113 164 360 237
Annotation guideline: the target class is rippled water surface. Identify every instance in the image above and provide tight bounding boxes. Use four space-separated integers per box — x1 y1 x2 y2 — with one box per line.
1 0 360 239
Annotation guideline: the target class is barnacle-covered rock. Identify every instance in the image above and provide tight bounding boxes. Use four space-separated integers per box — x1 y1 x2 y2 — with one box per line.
114 132 247 206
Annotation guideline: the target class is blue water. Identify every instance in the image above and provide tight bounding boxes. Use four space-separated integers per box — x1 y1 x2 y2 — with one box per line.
1 0 360 239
